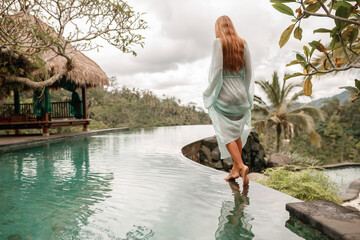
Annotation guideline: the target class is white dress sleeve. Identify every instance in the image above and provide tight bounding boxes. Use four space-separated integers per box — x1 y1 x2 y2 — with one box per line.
203 39 223 109
244 42 254 110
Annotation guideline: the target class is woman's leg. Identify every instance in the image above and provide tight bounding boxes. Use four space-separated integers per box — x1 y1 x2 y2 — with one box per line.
224 138 249 185
235 137 249 185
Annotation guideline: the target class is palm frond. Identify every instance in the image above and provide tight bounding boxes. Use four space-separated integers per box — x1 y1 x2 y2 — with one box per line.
309 130 322 148
287 112 315 133
289 89 305 103
288 105 324 121
253 104 270 116
256 80 278 107
254 95 267 105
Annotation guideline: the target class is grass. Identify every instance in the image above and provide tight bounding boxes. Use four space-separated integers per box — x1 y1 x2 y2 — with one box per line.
257 166 342 204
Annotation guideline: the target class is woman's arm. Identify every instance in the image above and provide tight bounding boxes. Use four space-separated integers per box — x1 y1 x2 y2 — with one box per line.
244 42 255 110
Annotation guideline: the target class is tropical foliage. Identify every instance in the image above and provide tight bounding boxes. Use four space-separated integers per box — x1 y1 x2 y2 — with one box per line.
257 166 342 203
1 81 211 133
253 71 323 152
289 97 360 163
270 0 360 97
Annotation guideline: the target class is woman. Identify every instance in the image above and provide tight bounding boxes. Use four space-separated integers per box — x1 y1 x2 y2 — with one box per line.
203 16 254 185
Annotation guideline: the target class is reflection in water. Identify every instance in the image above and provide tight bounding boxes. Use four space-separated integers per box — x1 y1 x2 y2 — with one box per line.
215 181 254 240
0 139 113 239
285 217 329 240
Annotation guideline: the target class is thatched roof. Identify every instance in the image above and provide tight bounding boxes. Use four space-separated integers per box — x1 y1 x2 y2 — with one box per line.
38 47 109 88
3 13 109 88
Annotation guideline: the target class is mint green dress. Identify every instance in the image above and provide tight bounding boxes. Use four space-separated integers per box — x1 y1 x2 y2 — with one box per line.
203 38 254 159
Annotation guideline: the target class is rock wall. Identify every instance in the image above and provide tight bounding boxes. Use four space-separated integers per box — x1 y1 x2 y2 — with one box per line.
182 131 266 173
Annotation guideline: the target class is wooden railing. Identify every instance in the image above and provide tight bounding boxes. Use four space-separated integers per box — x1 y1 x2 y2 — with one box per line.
0 101 82 119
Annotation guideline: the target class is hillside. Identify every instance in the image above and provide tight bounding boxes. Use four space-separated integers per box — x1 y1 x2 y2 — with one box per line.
308 91 350 107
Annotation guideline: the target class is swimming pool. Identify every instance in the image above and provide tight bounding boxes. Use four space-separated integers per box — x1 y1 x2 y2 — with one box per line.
0 125 325 239
322 166 360 194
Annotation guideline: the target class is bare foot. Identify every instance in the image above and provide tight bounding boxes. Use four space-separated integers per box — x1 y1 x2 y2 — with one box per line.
224 169 240 181
240 165 249 186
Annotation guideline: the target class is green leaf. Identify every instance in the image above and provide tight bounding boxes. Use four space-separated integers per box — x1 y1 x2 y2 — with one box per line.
313 28 333 33
303 45 310 58
330 35 340 49
355 79 360 90
286 59 303 66
284 72 303 80
294 26 303 40
309 40 320 49
335 6 351 29
306 2 321 12
296 52 306 61
272 3 295 16
309 44 316 57
332 1 353 11
279 24 295 48
349 27 359 44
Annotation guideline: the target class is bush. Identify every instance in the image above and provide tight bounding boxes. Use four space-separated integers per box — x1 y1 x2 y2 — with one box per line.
257 166 342 204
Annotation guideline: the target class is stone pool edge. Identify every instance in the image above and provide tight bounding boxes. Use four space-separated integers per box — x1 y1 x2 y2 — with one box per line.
0 127 129 153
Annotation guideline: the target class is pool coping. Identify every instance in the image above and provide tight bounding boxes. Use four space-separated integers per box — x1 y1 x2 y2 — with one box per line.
286 200 360 240
0 127 129 153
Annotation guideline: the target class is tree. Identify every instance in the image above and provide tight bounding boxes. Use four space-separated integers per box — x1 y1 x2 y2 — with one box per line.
270 0 360 100
253 71 323 152
0 0 147 89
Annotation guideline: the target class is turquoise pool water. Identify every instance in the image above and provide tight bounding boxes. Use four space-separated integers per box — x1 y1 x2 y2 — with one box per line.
0 125 325 239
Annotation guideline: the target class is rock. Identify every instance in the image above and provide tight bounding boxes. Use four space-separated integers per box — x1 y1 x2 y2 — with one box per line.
214 160 223 170
200 145 212 163
211 146 220 161
252 131 260 143
183 130 267 173
248 172 269 181
223 157 234 171
267 153 291 167
202 136 218 151
251 142 260 151
243 140 251 153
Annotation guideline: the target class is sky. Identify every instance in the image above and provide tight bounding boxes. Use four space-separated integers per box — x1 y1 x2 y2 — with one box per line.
86 0 357 109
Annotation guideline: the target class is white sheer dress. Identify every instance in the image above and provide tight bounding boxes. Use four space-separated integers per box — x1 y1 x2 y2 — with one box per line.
203 38 254 159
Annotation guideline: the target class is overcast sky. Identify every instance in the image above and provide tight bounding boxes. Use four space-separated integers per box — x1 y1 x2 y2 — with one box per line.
86 0 357 108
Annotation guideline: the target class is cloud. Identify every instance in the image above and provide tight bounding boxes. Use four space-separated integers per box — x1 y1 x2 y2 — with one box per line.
85 0 351 107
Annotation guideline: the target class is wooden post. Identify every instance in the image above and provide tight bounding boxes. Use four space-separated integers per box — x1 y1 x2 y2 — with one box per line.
82 86 88 131
14 90 21 135
14 90 20 114
42 113 50 136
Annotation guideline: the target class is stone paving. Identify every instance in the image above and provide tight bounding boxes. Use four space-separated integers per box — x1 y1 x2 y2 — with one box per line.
287 200 360 240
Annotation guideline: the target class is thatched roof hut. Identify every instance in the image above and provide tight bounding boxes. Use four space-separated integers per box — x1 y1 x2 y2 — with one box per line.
1 13 109 90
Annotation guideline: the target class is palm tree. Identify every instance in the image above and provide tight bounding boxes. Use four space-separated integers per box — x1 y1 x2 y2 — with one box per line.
253 71 324 153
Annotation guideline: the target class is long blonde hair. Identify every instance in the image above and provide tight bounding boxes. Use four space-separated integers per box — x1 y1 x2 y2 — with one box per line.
215 16 244 71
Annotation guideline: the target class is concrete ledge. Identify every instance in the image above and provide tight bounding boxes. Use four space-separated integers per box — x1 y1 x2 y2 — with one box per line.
0 127 129 153
286 200 360 240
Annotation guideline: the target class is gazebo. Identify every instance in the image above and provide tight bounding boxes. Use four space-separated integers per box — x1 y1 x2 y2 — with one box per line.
0 15 109 135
